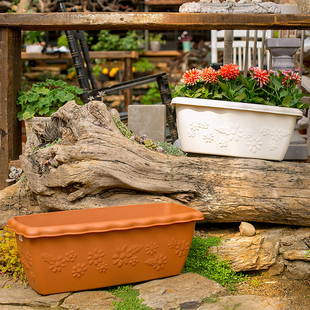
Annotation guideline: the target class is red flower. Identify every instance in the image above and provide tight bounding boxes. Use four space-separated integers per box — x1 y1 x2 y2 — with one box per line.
251 67 269 87
282 71 301 87
218 64 239 81
201 67 219 84
182 68 201 86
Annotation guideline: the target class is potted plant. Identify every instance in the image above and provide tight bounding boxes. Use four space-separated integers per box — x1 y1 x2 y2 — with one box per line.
16 79 84 137
172 64 308 160
178 31 192 52
23 31 46 53
149 33 166 53
133 57 156 78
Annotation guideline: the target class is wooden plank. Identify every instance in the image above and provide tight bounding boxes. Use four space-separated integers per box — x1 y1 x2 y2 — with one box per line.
145 0 197 5
21 51 139 60
0 13 310 31
141 50 182 57
0 27 22 190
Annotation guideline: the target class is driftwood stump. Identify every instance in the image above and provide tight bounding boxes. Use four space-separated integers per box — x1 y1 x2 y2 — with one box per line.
20 100 310 226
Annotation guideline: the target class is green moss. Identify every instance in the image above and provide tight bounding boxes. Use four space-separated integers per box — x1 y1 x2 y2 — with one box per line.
109 285 153 310
182 236 247 291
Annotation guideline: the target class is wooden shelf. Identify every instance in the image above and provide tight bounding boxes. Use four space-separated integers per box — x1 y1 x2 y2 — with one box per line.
1 13 310 31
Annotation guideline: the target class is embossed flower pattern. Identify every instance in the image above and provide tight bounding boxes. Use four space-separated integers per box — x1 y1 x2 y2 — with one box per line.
146 242 158 255
268 141 278 151
48 256 66 273
145 254 168 271
203 133 214 143
246 137 262 153
72 263 87 278
97 262 108 273
168 238 177 249
219 138 228 148
188 121 209 138
269 127 290 141
216 122 243 142
66 251 77 262
129 256 139 266
87 248 105 266
174 240 190 257
112 244 143 267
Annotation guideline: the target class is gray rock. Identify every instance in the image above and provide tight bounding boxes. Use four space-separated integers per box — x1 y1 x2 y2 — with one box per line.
61 290 116 310
0 275 69 308
198 295 292 310
134 273 228 309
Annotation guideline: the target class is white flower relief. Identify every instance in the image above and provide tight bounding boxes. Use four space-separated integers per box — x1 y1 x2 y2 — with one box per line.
188 121 209 138
269 127 290 141
246 137 262 153
203 133 214 143
219 138 229 148
243 129 254 140
268 141 278 151
261 127 270 136
215 122 243 141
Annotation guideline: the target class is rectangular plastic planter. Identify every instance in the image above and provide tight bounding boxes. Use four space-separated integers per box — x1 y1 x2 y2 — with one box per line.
171 97 303 161
7 203 203 295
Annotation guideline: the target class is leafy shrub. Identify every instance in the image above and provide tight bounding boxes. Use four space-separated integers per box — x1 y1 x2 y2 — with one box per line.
0 226 26 282
16 79 84 120
91 30 143 52
133 58 155 73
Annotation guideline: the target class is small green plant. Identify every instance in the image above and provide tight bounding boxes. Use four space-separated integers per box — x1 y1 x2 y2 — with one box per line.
0 226 26 283
182 236 246 291
109 285 152 310
16 79 84 120
149 33 166 45
141 82 176 105
23 31 45 45
250 277 261 287
112 117 186 157
133 58 156 73
91 30 143 51
57 33 68 48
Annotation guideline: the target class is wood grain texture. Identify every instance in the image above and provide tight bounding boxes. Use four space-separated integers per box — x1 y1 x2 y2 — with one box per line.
20 100 310 226
0 13 310 31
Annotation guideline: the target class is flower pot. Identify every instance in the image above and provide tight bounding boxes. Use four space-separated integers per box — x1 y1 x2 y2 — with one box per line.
150 41 161 52
25 45 44 53
7 203 203 295
182 41 191 52
171 97 302 161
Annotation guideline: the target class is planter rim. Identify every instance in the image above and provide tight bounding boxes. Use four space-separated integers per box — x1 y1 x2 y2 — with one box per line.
171 97 303 117
7 203 203 239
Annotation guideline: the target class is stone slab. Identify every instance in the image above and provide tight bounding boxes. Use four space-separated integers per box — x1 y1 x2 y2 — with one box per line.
128 104 166 142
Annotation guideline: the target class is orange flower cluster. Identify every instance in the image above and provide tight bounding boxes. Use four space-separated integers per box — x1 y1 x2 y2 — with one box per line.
201 67 219 84
182 68 201 85
218 63 240 81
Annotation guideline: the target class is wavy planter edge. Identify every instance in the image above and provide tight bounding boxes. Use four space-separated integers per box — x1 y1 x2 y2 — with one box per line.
7 203 203 295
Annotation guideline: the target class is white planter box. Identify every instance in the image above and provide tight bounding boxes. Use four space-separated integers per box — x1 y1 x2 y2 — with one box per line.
26 45 43 53
171 97 303 161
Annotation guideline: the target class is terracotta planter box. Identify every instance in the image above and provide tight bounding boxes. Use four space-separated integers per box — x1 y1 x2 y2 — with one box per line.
171 97 302 161
7 203 203 295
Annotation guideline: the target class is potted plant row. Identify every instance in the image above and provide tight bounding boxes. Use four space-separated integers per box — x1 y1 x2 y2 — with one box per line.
172 64 308 161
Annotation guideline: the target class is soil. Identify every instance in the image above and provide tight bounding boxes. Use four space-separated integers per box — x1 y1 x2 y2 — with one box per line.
232 274 310 310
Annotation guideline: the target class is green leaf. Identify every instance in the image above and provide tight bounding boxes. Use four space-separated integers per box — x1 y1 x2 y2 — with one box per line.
282 96 292 107
218 81 229 91
233 93 246 102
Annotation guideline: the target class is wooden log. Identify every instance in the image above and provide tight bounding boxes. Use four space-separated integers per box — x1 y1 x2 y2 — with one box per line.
20 100 310 226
